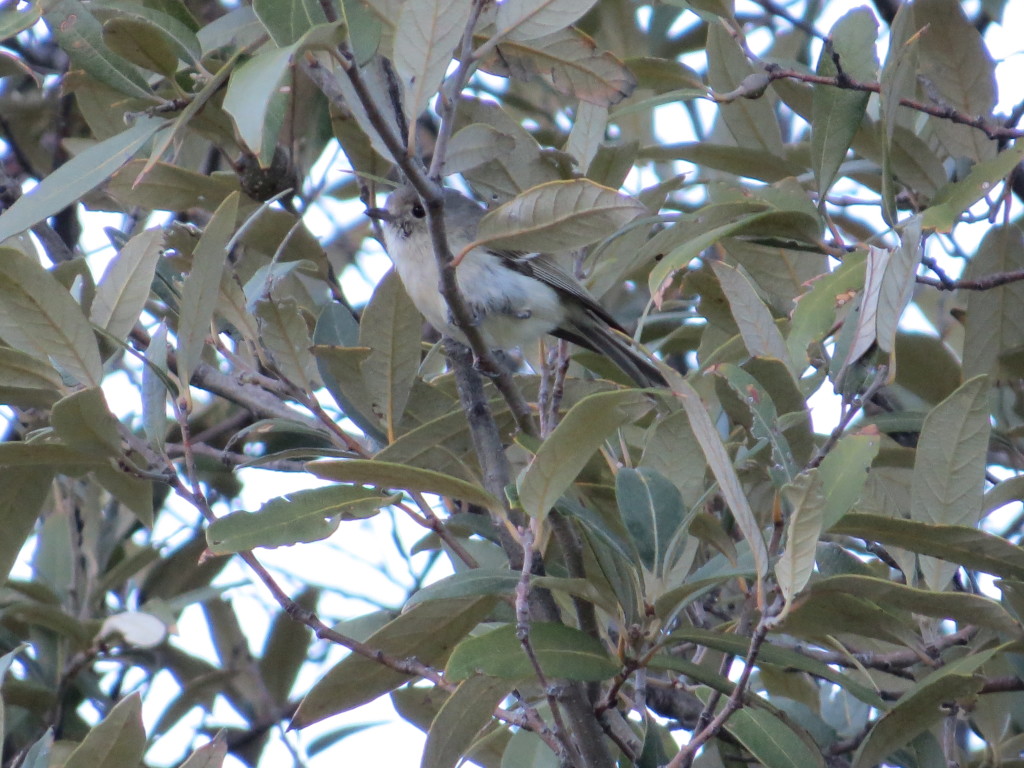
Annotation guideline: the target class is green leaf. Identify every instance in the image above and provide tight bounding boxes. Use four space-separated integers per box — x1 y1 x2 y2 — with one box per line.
674 381 769 579
0 117 163 243
710 261 793 371
811 8 877 198
617 467 685 575
102 16 179 77
0 467 54 582
44 0 155 100
405 569 520 607
63 693 145 768
141 323 171 450
851 646 1011 768
0 2 41 40
291 596 495 728
222 44 294 163
787 253 865 368
474 179 647 253
90 228 164 342
910 375 991 589
307 459 498 511
423 675 509 768
393 0 473 127
915 0 997 163
784 574 1020 635
706 23 783 155
359 271 422 442
253 0 326 46
445 623 619 682
254 297 321 391
92 4 201 65
495 0 600 41
818 430 881 528
50 387 122 456
501 730 559 768
517 390 651 519
479 27 636 107
441 123 517 177
962 225 1024 378
206 485 394 553
775 470 825 615
667 626 885 708
697 689 826 768
178 732 227 768
0 248 103 386
922 141 1024 231
176 192 239 389
831 513 1024 581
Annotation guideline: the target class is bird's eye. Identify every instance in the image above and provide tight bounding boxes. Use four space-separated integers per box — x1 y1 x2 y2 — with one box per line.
411 203 426 218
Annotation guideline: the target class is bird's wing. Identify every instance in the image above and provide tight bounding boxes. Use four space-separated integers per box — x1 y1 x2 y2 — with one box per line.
488 249 627 333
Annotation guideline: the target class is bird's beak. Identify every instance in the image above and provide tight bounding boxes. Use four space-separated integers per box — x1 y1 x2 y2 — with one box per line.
364 207 391 222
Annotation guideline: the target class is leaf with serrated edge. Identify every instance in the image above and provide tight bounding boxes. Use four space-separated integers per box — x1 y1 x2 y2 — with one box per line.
0 248 102 386
393 0 472 127
496 0 599 41
518 390 651 519
90 229 163 342
176 193 239 389
473 179 646 253
675 381 769 579
775 470 825 617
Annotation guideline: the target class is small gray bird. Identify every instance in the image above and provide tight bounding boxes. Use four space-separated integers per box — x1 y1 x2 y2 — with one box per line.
365 185 666 388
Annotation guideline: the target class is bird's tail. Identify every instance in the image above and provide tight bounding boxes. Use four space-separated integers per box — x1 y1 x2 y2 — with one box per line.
558 315 667 388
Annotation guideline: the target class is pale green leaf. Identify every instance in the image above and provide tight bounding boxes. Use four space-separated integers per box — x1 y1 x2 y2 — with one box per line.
51 387 122 456
0 117 163 243
819 430 881 529
405 570 520 607
90 228 163 342
0 2 41 39
253 0 326 46
92 4 201 65
44 0 155 100
254 297 321 391
178 732 228 768
102 16 179 77
441 123 517 177
393 0 472 126
291 597 495 728
64 693 145 768
479 27 636 107
811 8 876 197
445 623 618 682
501 731 559 768
922 141 1024 231
0 467 54 582
422 675 509 768
564 100 607 173
206 485 393 553
307 459 498 510
775 470 825 613
495 0 600 41
474 179 646 253
962 226 1024 378
710 261 792 370
222 44 294 163
517 390 651 519
831 513 1024 581
177 193 240 388
0 248 103 386
675 381 769 579
617 467 685 575
142 322 170 450
359 271 422 441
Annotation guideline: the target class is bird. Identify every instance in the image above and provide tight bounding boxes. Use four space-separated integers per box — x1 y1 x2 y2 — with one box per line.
365 185 667 388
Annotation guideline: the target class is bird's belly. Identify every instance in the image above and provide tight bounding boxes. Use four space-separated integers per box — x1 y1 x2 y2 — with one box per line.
396 256 564 351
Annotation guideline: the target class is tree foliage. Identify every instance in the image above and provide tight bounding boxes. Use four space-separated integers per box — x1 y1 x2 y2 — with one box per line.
1 0 1023 767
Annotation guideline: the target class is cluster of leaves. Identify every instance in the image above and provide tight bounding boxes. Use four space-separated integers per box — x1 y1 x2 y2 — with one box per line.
1 0 1024 767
